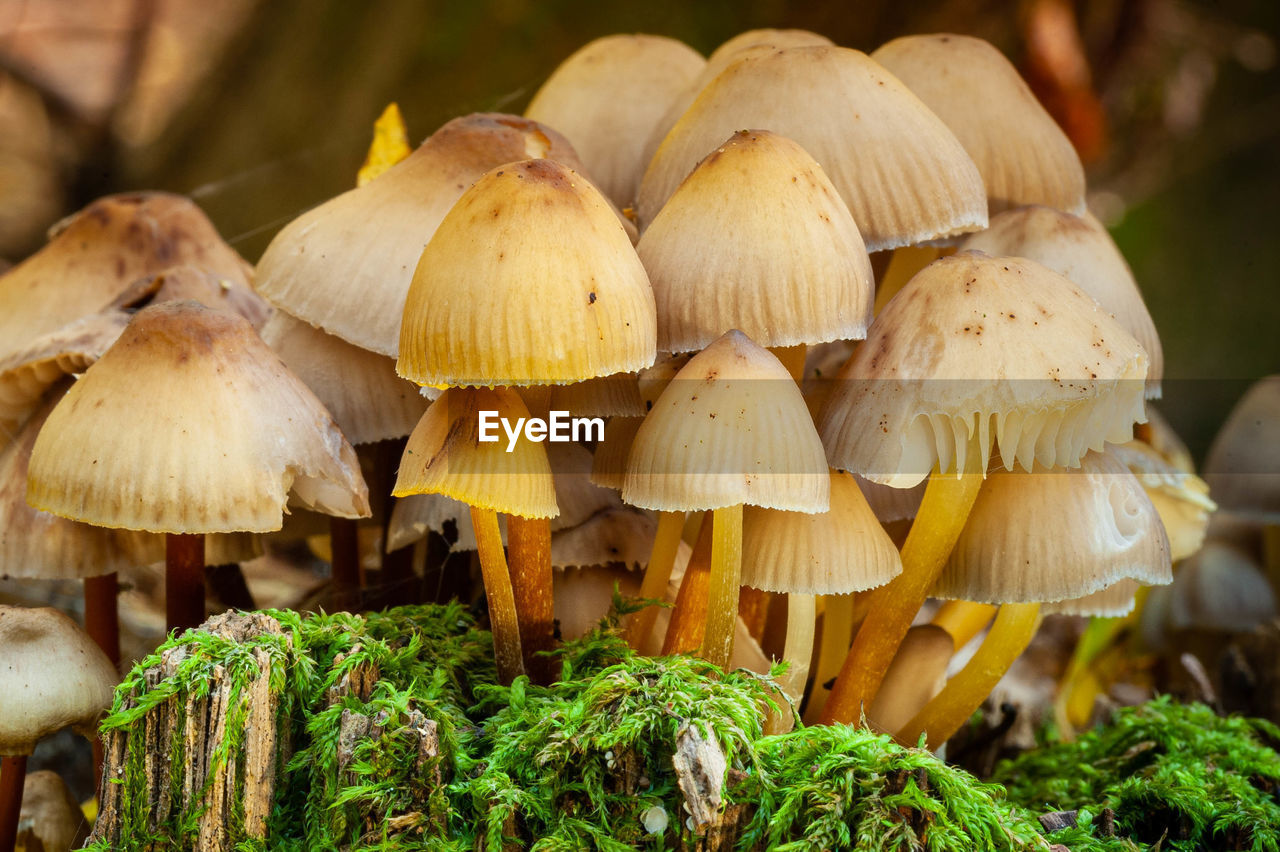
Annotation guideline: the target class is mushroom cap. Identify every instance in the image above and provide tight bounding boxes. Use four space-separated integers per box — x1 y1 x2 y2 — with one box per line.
872 34 1086 215
0 605 118 755
637 130 874 352
551 506 657 569
519 373 646 420
638 45 987 250
0 193 252 360
1110 440 1214 563
392 386 558 519
589 416 643 492
1167 541 1276 632
255 113 618 357
933 449 1171 605
741 469 901 594
260 309 427 445
959 206 1163 398
26 301 370 533
525 34 706 207
622 330 829 512
141 263 272 329
1042 578 1141 618
397 159 657 388
1204 375 1280 523
819 252 1149 487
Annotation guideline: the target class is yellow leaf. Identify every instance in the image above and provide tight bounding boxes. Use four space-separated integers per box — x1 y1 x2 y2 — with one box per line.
356 103 411 187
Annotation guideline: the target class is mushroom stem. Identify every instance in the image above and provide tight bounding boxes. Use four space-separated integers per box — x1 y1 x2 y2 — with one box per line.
737 585 772 642
872 245 943 315
507 514 554 683
779 593 816 705
0 755 26 852
329 516 361 612
625 510 685 650
663 515 713 655
471 506 525 685
165 533 205 633
820 463 984 725
702 504 743 668
769 344 807 383
896 602 1042 750
84 572 120 668
931 600 997 649
804 592 856 725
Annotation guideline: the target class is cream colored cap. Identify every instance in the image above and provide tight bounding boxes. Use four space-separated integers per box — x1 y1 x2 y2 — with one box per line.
27 301 370 533
260 309 427 445
622 330 829 512
0 606 118 755
1204 376 1280 523
393 386 558 519
959 206 1163 398
0 193 251 359
741 470 901 594
638 130 873 352
255 113 610 357
820 252 1149 487
143 263 272 329
525 34 705 208
933 449 1171 604
1043 578 1141 617
589 416 643 491
638 45 987 250
398 159 657 388
1110 440 1214 563
872 34 1086 215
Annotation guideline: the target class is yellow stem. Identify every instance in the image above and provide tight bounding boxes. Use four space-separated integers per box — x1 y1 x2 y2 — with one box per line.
702 505 744 669
769 344 808 384
820 463 985 725
897 602 1042 750
804 593 856 725
779 593 816 705
625 511 685 650
471 506 525 684
873 246 944 316
506 514 553 684
931 600 998 649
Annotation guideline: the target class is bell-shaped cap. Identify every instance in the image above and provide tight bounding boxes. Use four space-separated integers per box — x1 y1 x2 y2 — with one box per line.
960 206 1163 397
255 113 615 357
398 159 657 388
933 449 1172 604
820 253 1149 487
260 309 427 445
638 45 987 250
741 470 901 594
393 386 558 519
0 606 118 755
525 34 705 207
1167 541 1276 632
622 330 829 512
638 130 873 352
139 263 272 329
589 416 643 491
1204 375 1280 523
0 193 251 359
27 301 370 533
872 34 1086 215
1110 440 1215 563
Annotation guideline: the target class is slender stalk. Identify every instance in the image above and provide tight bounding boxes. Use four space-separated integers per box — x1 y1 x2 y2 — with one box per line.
768 344 807 383
737 585 771 642
84 572 120 668
820 466 984 725
0 755 27 852
663 517 713 655
702 505 744 668
804 593 855 725
507 514 553 684
896 603 1042 750
779 593 816 705
329 516 361 612
931 600 997 649
625 511 685 650
471 506 524 684
873 245 942 315
165 533 205 633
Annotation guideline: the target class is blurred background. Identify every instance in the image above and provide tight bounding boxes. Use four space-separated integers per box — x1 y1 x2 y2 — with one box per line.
1 0 1276 457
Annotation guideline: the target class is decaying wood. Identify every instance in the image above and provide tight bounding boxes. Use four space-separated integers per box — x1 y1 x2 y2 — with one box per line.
671 722 748 852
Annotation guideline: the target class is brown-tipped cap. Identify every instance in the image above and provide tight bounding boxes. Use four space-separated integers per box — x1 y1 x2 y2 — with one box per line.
820 253 1149 487
27 301 370 534
1204 376 1280 523
741 470 901 594
934 450 1171 605
393 387 558 519
398 159 656 388
526 34 705 208
960 207 1163 397
260 309 427 445
0 606 118 754
872 34 1086 215
0 193 251 359
0 309 130 437
638 130 874 352
638 45 987 250
622 330 829 512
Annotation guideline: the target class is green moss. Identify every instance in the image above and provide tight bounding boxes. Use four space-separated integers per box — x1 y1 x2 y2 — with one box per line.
996 697 1280 851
